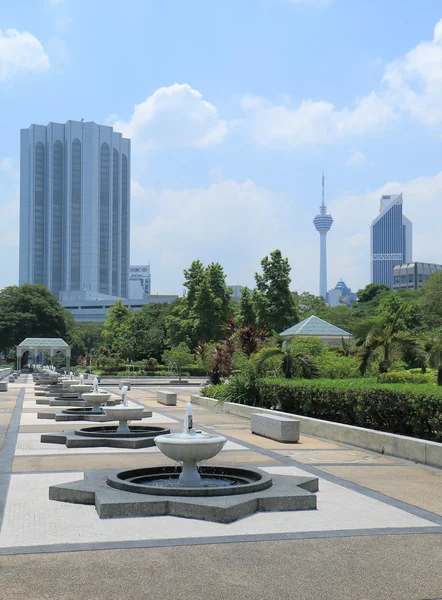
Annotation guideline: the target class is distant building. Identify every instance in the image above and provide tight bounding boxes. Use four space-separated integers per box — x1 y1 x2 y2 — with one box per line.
370 193 412 288
392 262 442 290
327 280 357 307
62 294 178 323
19 120 131 299
229 285 250 298
280 315 352 346
129 265 151 299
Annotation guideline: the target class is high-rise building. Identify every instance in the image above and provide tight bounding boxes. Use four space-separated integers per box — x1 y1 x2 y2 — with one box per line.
129 265 151 299
19 120 131 299
313 173 333 298
370 193 412 288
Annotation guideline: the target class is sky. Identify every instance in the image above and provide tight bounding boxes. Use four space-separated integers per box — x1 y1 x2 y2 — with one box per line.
1 0 442 297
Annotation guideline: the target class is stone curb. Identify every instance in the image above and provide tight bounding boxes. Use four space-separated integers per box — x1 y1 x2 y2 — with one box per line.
190 395 442 469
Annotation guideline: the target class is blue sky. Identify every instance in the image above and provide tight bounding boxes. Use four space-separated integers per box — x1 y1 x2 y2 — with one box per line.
1 0 442 296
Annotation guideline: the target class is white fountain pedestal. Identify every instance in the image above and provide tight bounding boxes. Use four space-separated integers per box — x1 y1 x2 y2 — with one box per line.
82 391 112 413
102 405 145 434
155 432 227 487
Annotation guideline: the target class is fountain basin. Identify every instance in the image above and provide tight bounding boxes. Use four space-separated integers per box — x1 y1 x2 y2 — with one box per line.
82 391 112 412
73 425 170 439
108 466 272 496
70 384 93 394
155 432 227 464
102 405 145 433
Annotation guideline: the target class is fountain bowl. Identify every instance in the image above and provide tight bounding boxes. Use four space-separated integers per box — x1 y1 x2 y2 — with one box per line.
70 384 93 394
82 391 112 412
107 465 272 497
154 432 227 464
102 405 144 422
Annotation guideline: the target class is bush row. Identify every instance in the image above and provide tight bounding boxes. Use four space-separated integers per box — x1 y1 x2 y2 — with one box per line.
378 370 436 385
255 378 442 442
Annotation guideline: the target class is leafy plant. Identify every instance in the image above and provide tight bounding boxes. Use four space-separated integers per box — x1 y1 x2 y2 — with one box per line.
256 332 320 379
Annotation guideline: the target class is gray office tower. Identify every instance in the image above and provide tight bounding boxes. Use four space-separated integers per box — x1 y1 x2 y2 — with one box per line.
19 121 131 299
370 193 412 288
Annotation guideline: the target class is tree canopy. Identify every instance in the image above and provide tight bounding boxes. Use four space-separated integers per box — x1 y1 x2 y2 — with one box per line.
0 284 73 353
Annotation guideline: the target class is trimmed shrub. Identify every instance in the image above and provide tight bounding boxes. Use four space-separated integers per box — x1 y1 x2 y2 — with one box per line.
201 384 229 401
379 371 436 385
256 378 442 442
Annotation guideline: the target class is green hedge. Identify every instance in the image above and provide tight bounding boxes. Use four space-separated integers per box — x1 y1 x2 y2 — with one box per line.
378 371 436 385
256 378 442 442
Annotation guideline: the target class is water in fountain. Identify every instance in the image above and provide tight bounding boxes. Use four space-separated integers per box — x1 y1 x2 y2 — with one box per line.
121 385 129 407
93 377 99 393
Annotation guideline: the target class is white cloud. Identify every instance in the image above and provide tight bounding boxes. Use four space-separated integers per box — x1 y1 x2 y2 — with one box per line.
113 84 228 151
241 91 395 148
347 150 368 166
383 19 442 125
131 179 291 294
0 29 50 82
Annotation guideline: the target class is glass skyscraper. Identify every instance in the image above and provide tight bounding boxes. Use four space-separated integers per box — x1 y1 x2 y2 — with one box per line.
370 193 412 288
19 121 131 299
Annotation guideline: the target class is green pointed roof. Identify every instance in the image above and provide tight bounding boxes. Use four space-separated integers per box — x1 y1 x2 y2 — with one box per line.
280 315 351 338
17 338 69 348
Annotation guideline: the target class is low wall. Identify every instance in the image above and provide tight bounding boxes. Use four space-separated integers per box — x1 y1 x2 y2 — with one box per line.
190 395 442 469
0 368 12 381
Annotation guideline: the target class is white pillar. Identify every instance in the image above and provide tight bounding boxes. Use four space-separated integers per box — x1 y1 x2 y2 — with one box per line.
319 233 328 299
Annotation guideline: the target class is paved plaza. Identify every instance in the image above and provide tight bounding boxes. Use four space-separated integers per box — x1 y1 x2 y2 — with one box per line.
0 376 441 599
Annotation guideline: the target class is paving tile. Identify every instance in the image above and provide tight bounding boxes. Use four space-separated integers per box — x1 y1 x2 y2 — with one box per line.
316 465 442 516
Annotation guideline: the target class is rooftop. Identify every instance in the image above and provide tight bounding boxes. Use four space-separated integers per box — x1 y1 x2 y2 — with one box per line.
17 338 70 348
280 315 352 338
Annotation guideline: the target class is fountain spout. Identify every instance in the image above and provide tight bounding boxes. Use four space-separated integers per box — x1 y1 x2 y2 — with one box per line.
121 385 129 407
184 402 193 435
80 373 84 384
93 377 99 393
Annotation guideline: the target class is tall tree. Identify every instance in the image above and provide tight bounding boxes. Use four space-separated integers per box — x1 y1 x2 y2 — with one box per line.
253 249 298 333
131 302 171 361
357 283 391 304
101 300 134 358
0 284 73 353
239 288 256 327
421 271 442 328
166 261 233 347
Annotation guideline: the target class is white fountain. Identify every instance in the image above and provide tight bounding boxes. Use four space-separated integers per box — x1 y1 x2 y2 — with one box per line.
102 385 144 433
81 377 111 413
70 373 93 396
154 403 227 487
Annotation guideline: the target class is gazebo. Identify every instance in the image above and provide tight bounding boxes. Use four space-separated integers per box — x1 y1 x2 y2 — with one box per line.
280 315 352 346
16 338 71 370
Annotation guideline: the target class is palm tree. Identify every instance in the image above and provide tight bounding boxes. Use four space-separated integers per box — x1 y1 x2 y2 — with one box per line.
424 333 442 386
357 305 426 379
256 332 320 379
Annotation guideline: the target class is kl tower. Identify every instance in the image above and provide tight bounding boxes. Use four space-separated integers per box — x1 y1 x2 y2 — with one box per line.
313 173 333 299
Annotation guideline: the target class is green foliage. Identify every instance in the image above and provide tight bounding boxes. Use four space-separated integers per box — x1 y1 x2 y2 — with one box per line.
256 378 442 441
162 343 194 369
420 270 442 328
256 333 320 379
295 292 325 319
101 301 135 358
70 322 104 363
238 288 256 327
0 284 73 354
378 370 435 385
200 384 229 401
166 261 233 347
357 283 391 303
131 302 171 361
315 353 361 379
253 249 298 333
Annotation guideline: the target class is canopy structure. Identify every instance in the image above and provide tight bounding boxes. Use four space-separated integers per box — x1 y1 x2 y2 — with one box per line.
280 315 352 346
16 338 71 370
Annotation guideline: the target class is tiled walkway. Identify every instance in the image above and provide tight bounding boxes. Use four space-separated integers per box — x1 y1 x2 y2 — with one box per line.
0 376 441 599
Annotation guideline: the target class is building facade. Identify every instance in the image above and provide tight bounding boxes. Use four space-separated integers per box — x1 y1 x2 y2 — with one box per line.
370 193 412 288
19 121 131 299
129 265 151 299
63 295 178 323
327 279 357 307
392 262 442 290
